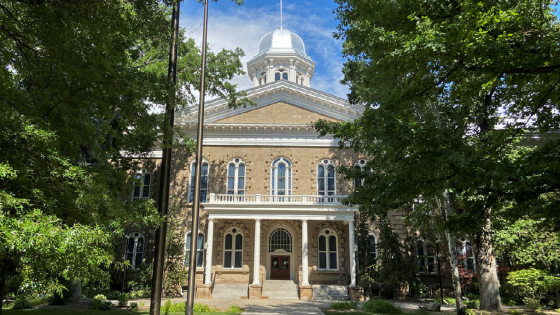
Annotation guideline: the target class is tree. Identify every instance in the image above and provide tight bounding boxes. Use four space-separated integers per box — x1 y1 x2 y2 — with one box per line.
0 1 248 310
316 0 560 310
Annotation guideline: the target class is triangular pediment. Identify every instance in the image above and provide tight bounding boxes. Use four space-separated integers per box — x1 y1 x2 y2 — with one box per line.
214 101 341 124
176 80 363 125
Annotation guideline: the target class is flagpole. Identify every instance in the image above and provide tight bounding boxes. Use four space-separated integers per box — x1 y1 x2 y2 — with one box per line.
186 0 209 314
149 1 181 314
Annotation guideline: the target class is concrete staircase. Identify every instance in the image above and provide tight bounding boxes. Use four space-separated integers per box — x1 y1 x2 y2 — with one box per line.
312 284 349 300
262 280 299 299
211 283 248 299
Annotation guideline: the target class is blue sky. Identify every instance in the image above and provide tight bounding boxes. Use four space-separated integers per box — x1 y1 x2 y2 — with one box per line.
181 1 560 100
180 0 348 98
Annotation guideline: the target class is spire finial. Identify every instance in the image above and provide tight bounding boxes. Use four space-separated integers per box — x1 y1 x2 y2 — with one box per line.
280 0 283 29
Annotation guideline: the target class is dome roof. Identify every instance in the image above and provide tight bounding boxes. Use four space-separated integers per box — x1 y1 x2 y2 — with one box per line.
256 28 307 57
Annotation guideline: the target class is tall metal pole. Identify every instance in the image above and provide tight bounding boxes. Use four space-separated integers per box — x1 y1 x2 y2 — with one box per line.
186 1 209 315
437 241 444 304
149 2 180 315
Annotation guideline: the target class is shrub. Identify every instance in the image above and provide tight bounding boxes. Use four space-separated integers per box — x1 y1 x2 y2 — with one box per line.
465 309 475 315
161 301 210 313
508 309 520 315
443 297 456 305
330 301 358 310
162 300 172 314
466 299 480 309
13 296 32 309
92 294 112 311
363 299 403 314
118 293 128 307
508 268 560 301
523 297 542 312
129 302 139 311
193 303 212 312
228 305 244 313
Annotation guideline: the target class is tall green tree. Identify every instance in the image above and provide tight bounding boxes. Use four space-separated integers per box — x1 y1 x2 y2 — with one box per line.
0 0 248 309
317 0 560 310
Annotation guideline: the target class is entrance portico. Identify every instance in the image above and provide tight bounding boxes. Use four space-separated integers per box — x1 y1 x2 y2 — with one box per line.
202 193 358 299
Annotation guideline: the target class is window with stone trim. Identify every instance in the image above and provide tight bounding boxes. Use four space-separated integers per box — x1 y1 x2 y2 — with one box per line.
223 227 243 268
456 239 476 273
132 170 150 200
227 158 245 195
353 159 367 188
318 229 338 270
317 159 336 200
185 232 204 268
188 159 209 203
275 69 288 81
417 238 436 273
271 157 292 196
126 232 144 268
358 231 377 265
269 228 292 252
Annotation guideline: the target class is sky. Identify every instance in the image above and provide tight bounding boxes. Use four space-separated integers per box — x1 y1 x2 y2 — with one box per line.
180 1 560 101
180 0 349 98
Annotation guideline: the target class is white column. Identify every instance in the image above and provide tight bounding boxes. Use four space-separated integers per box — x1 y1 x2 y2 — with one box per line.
302 220 309 285
349 220 356 287
252 219 261 285
204 218 214 285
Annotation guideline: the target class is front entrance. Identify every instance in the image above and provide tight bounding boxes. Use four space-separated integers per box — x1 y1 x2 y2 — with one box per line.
270 255 290 280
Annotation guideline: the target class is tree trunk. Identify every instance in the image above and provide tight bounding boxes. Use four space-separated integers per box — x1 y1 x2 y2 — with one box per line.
443 190 465 315
476 209 502 310
0 263 6 315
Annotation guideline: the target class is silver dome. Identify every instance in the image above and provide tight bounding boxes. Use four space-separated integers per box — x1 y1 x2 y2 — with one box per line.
256 28 307 56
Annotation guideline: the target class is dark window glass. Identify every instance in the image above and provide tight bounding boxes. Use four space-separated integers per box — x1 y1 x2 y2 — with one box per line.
319 235 326 251
225 234 232 250
224 252 232 268
235 252 242 268
329 253 337 269
235 234 243 249
319 253 327 269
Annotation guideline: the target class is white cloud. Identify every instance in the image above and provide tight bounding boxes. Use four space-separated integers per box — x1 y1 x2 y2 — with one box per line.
180 1 348 99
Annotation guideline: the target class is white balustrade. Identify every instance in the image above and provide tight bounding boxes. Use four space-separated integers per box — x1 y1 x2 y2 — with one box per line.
208 194 346 204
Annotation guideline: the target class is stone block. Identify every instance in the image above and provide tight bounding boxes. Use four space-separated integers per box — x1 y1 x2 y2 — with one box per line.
249 284 262 299
299 285 313 301
196 284 212 299
348 286 365 301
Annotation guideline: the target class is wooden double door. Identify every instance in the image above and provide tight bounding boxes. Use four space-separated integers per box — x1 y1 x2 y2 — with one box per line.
270 255 290 280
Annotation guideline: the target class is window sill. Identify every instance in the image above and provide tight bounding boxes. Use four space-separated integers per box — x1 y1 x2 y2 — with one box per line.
216 269 249 275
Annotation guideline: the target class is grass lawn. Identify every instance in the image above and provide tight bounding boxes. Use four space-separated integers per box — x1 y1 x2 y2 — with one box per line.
3 309 241 315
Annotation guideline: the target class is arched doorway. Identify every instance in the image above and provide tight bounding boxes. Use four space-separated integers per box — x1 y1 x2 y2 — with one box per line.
267 228 293 280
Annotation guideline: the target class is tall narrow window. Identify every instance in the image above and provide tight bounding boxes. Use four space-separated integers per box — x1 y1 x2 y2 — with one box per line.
227 158 245 195
132 170 150 200
318 229 338 270
417 238 435 273
126 232 144 268
223 228 243 268
358 232 377 267
456 240 476 272
317 160 336 199
185 233 204 268
271 157 292 196
353 159 367 188
189 159 209 203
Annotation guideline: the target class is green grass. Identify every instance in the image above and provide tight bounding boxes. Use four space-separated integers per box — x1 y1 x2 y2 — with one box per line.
3 309 241 315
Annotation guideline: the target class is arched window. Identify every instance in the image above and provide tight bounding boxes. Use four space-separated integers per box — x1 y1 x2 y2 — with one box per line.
269 228 292 252
354 159 367 188
275 69 288 81
318 229 338 270
456 239 476 272
189 159 209 203
417 238 436 273
132 170 150 200
317 159 336 199
227 158 245 195
185 232 204 268
126 232 144 268
358 231 377 263
271 157 292 196
223 227 243 268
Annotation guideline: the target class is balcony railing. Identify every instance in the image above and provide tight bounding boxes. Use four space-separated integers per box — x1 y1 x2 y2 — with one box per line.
208 193 347 204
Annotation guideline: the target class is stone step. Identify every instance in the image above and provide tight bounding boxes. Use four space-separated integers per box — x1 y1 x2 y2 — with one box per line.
211 283 248 299
262 280 299 300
